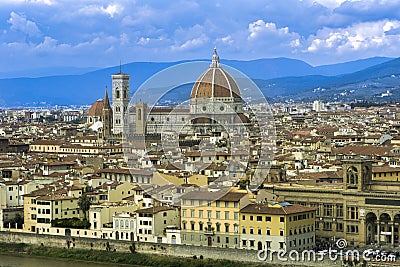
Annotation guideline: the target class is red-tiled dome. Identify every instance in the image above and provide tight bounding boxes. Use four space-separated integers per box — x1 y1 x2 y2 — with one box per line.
88 99 104 117
190 48 241 100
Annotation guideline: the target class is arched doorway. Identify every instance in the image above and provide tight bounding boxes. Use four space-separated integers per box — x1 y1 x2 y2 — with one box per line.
366 212 377 245
379 213 392 245
172 235 176 244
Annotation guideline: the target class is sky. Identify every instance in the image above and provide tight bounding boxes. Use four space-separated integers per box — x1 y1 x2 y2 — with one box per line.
1 0 400 72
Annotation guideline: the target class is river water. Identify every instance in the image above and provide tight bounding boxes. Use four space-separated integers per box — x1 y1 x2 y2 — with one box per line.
0 254 128 267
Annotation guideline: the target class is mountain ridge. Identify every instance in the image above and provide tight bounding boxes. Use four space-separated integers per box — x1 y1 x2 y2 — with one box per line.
0 56 397 107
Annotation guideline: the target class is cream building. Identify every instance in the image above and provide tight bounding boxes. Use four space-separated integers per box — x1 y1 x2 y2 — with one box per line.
180 190 251 248
240 202 315 251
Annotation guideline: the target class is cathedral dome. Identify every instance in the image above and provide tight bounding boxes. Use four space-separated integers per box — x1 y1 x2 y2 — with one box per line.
190 48 241 100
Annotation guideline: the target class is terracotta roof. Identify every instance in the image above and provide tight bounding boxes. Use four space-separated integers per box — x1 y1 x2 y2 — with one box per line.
219 192 247 202
31 140 63 145
240 203 315 215
136 206 173 214
88 99 104 117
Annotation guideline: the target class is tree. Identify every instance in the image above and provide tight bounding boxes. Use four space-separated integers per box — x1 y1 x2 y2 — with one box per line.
77 194 91 220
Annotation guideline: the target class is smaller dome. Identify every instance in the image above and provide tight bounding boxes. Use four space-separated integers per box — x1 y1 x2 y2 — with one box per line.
88 99 104 117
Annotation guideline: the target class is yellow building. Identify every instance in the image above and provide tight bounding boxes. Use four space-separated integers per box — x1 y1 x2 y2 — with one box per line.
240 202 315 251
23 186 83 234
372 165 400 181
180 190 251 248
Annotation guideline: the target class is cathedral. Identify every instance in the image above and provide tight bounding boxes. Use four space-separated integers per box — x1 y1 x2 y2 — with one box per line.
87 48 250 141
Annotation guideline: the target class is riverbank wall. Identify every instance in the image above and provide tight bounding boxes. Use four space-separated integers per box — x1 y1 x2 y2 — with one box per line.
0 231 393 266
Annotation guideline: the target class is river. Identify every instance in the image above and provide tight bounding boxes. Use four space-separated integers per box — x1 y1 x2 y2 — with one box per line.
0 254 129 267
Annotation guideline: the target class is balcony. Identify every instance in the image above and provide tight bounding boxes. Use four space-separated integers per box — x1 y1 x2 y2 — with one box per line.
204 227 215 235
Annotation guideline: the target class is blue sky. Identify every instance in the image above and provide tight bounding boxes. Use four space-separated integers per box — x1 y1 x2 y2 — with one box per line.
1 0 400 72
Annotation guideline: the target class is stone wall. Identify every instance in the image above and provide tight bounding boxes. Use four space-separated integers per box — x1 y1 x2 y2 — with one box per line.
0 231 388 266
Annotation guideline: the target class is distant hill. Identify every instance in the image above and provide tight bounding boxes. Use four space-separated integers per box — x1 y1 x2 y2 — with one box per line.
0 56 398 107
260 57 400 102
314 57 392 76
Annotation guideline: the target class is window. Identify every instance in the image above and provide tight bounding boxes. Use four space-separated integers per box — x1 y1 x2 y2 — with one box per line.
323 222 332 231
265 216 271 222
346 225 359 233
234 212 239 220
257 228 262 235
337 204 343 217
216 223 221 232
249 240 255 247
242 240 247 247
225 224 229 233
216 211 220 219
225 237 229 244
280 230 284 236
250 228 254 234
94 213 96 219
242 227 246 234
347 207 358 220
199 210 203 218
191 222 195 231
182 209 186 217
199 223 203 231
225 201 229 208
190 209 195 218
337 222 344 232
257 216 262 221
242 215 245 220
266 229 271 235
250 215 253 221
323 204 333 217
225 211 229 220
216 201 220 207
280 217 285 222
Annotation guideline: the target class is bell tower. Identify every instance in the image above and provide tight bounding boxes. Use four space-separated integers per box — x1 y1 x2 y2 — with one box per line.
112 65 130 135
342 159 372 191
102 88 113 138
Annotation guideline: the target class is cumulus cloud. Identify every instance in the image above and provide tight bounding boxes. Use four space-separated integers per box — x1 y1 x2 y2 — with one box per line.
7 12 41 37
306 19 400 55
171 35 209 51
78 4 123 18
1 0 400 70
246 20 302 53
